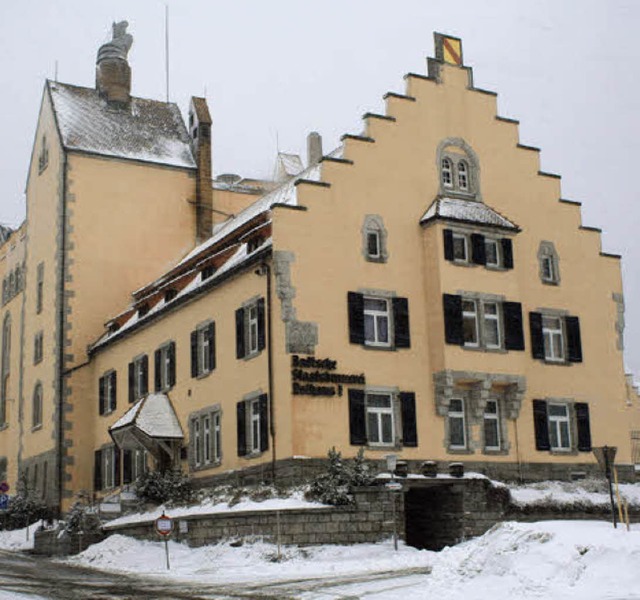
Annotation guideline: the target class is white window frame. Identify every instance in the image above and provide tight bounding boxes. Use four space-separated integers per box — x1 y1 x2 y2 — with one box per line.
190 407 222 469
548 402 571 451
483 399 501 451
197 325 212 376
248 305 259 355
483 302 501 349
158 344 173 391
541 255 555 282
448 398 467 450
366 229 381 259
542 315 564 362
133 356 146 400
132 449 147 480
365 392 395 447
249 398 261 454
452 233 468 262
462 299 479 347
484 238 500 267
363 297 391 347
441 157 453 188
102 446 116 490
104 370 116 414
194 418 202 466
457 160 469 191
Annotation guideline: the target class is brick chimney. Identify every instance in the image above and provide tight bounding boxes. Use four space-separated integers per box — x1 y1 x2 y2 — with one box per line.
189 97 213 243
96 21 133 105
307 131 323 166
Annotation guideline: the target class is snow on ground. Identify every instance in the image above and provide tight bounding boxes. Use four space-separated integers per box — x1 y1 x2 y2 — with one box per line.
0 521 40 551
63 521 640 599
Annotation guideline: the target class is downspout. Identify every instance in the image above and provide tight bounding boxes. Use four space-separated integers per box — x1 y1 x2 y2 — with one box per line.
260 261 276 483
56 154 68 516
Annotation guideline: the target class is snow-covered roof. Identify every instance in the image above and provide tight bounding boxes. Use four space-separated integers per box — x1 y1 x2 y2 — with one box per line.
110 393 183 439
421 197 519 230
48 81 196 169
274 152 304 180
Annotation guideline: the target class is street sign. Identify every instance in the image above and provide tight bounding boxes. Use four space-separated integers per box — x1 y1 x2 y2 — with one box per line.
0 494 8 510
593 446 617 473
0 482 9 494
385 481 403 492
155 514 173 536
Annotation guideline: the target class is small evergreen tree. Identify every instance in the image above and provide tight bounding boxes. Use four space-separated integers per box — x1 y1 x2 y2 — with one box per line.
306 447 374 506
135 470 194 505
5 477 47 530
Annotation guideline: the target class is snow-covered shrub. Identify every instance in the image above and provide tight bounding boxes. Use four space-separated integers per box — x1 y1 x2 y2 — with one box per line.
305 447 374 506
135 470 194 505
4 479 48 530
64 501 101 535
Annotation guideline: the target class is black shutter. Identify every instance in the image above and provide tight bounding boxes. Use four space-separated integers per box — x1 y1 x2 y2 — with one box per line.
566 316 583 363
443 229 454 261
98 376 105 416
259 394 269 452
529 312 545 359
128 362 134 403
348 389 366 445
111 371 117 412
400 391 418 447
575 402 592 452
154 349 162 392
347 292 365 345
141 355 148 395
209 322 216 371
501 238 514 269
122 449 132 485
168 341 176 387
190 330 198 378
393 297 411 349
471 233 486 265
236 401 247 457
533 400 550 451
114 447 121 486
443 294 464 345
235 308 245 359
503 302 525 351
94 450 102 491
257 298 266 352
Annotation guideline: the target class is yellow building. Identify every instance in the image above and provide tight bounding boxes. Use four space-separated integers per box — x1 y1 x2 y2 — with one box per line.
1 25 637 514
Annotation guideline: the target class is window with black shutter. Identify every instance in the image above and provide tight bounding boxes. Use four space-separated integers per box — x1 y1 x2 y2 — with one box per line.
529 312 545 359
192 322 216 377
348 389 366 445
503 302 524 350
533 400 551 451
348 292 410 350
236 300 265 359
530 312 583 364
94 450 102 491
98 376 106 416
443 229 454 261
566 316 582 363
236 401 246 456
471 233 486 265
400 392 418 447
501 238 514 269
443 294 464 345
575 402 592 451
258 394 269 453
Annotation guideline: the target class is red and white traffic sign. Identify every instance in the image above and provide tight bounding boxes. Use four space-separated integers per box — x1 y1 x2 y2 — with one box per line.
155 513 173 536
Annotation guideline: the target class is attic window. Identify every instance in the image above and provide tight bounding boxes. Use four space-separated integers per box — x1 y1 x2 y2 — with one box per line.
201 265 216 280
247 237 264 254
137 304 149 318
164 289 178 303
436 138 481 201
108 322 120 334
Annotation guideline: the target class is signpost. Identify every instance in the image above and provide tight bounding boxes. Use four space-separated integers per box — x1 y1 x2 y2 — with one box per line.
593 446 618 528
385 454 400 551
155 512 173 569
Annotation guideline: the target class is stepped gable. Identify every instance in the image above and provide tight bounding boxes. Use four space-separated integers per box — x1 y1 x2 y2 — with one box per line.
47 81 196 169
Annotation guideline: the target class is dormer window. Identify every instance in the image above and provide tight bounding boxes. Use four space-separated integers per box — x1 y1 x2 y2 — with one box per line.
247 237 264 254
201 265 216 280
437 138 481 200
137 304 149 318
164 289 178 303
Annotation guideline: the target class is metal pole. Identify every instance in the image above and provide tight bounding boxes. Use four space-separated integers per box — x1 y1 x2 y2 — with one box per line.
276 509 281 561
604 449 617 528
392 492 398 551
164 538 170 570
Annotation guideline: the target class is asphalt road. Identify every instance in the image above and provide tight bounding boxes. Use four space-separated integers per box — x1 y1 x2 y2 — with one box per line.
0 550 431 599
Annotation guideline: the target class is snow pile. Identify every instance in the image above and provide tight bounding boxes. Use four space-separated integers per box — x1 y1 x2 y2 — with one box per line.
64 521 640 598
0 521 41 551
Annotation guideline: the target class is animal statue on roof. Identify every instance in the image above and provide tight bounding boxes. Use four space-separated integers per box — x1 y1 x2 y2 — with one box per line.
97 20 133 63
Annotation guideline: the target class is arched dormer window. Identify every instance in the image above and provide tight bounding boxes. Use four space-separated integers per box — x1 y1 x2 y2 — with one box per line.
361 215 389 263
436 138 481 201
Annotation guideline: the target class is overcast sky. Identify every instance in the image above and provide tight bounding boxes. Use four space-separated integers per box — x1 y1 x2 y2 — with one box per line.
2 1 639 379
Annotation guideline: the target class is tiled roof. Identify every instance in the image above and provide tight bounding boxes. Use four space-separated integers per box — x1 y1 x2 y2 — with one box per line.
421 197 519 230
48 81 196 169
110 393 183 439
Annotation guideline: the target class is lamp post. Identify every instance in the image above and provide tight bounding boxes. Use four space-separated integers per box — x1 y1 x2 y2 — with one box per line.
385 454 399 551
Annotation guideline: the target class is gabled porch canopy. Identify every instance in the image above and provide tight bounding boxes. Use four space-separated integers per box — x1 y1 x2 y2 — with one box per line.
109 393 184 469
